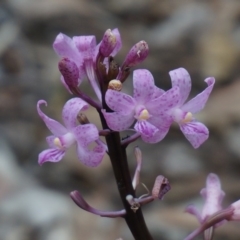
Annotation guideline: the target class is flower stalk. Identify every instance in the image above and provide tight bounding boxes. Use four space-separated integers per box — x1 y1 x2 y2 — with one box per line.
98 95 153 239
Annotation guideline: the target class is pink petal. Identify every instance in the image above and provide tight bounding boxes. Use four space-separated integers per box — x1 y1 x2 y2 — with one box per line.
200 173 225 219
181 77 215 113
169 68 191 106
133 69 155 103
179 121 209 148
230 200 240 221
152 86 165 99
148 86 180 114
111 28 122 56
84 59 102 101
141 126 170 143
105 90 136 113
37 100 68 136
62 98 88 130
60 76 72 94
38 148 65 165
73 36 96 60
73 124 100 146
185 204 202 223
46 135 56 148
53 33 80 63
102 110 135 131
76 143 105 167
73 124 105 167
134 120 159 137
141 117 172 143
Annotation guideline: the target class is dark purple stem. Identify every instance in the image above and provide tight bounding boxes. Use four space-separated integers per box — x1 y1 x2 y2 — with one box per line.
95 52 155 240
98 102 154 240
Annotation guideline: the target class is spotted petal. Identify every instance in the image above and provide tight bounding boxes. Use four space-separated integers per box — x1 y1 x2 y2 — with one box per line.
73 124 105 167
169 68 191 106
102 110 135 131
152 86 165 99
148 86 180 114
37 100 68 136
179 121 209 148
76 144 105 167
105 90 136 113
53 33 80 63
62 98 88 130
141 116 172 143
133 69 155 103
38 148 65 165
73 36 97 60
181 77 215 114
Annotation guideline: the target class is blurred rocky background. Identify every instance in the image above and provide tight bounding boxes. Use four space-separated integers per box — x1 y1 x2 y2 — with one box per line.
1 0 240 239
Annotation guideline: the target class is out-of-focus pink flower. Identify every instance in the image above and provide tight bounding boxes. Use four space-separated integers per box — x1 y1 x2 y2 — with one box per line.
37 98 106 167
186 173 225 224
228 200 240 221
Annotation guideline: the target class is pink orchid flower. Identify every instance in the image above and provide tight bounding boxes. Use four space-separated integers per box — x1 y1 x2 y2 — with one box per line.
186 173 225 223
102 69 170 142
37 98 106 167
150 68 215 148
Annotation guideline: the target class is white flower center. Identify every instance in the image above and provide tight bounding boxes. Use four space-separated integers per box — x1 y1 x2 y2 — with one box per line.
172 108 193 124
181 112 193 124
53 132 75 150
134 105 151 121
138 109 150 120
53 138 63 149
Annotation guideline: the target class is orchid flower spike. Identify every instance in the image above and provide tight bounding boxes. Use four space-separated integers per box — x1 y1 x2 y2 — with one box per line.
153 68 215 148
186 173 225 224
102 69 168 142
37 98 106 167
53 29 122 100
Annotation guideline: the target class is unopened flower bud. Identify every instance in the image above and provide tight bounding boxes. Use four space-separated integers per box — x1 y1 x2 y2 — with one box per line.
77 112 90 124
108 79 122 91
58 57 79 87
152 175 170 200
99 29 117 57
122 41 149 67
